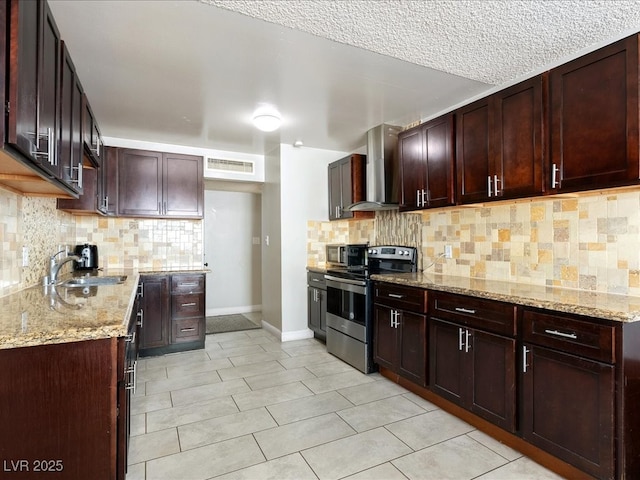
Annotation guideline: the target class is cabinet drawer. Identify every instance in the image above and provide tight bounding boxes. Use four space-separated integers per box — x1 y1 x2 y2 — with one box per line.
374 282 428 313
430 291 517 337
171 274 204 294
522 309 615 363
307 271 326 289
172 317 204 343
171 293 205 319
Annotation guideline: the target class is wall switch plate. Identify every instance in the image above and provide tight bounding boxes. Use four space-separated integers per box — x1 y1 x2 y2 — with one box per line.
444 245 453 259
22 246 29 267
252 237 260 245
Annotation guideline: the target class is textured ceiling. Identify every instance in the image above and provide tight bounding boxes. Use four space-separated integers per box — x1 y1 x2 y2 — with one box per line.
204 0 640 85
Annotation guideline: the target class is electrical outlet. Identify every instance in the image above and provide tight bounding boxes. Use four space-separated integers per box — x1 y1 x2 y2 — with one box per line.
22 246 29 267
444 245 453 259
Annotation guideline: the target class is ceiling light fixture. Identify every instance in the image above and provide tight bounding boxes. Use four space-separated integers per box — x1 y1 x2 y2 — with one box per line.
293 139 304 148
252 106 281 132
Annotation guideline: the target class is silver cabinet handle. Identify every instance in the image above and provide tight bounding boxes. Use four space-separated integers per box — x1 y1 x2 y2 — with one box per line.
390 310 400 328
125 360 137 393
523 345 530 373
493 174 500 196
416 189 420 207
181 302 197 307
455 307 476 314
180 327 196 332
137 309 144 328
179 282 199 287
551 163 560 188
458 327 464 351
544 329 577 340
388 293 405 299
465 329 471 353
311 278 321 282
138 282 144 298
487 175 492 197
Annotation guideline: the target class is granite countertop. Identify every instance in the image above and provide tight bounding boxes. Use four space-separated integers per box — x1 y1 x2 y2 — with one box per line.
0 266 210 350
370 272 640 323
307 265 327 274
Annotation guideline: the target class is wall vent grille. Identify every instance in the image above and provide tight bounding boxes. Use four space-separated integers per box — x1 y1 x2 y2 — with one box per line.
207 157 254 174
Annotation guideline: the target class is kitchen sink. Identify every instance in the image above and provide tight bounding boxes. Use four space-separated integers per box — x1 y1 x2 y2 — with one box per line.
59 275 128 287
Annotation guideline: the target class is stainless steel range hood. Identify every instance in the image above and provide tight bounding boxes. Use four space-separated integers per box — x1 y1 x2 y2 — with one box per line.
345 124 402 212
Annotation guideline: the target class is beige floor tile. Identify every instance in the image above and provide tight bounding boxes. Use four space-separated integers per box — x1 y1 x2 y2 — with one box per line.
178 407 276 450
145 434 265 480
392 435 508 479
337 395 425 432
244 366 317 391
278 351 339 369
171 378 249 407
475 457 566 479
338 378 409 405
214 452 317 480
130 392 172 415
217 360 286 381
255 413 356 460
302 427 412 480
305 360 359 377
467 430 522 462
282 343 329 357
401 392 440 411
219 335 276 349
206 344 266 359
344 462 408 480
232 381 314 411
146 396 238 433
124 462 145 480
386 409 475 450
143 350 211 369
267 391 354 425
165 356 233 378
207 331 254 343
136 366 167 383
302 370 376 394
228 350 291 367
128 428 179 465
145 369 222 395
130 413 146 436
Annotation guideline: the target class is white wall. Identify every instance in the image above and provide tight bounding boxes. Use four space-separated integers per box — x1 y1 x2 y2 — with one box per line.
204 188 262 315
279 144 349 339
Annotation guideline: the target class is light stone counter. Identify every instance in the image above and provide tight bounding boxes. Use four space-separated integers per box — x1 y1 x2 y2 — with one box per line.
0 267 210 350
370 272 640 323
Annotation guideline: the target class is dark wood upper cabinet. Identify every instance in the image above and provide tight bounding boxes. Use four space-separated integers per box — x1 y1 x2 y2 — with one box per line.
58 41 83 193
457 75 546 204
7 0 61 178
118 149 203 218
327 154 373 220
82 94 103 167
399 114 455 211
550 34 639 192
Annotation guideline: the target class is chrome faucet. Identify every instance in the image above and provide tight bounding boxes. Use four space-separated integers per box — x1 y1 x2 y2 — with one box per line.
48 249 81 285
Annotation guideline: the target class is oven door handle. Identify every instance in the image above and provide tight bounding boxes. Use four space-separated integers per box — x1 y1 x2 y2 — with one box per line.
324 275 367 287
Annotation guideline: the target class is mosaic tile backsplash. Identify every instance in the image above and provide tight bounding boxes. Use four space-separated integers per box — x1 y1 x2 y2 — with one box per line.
307 188 640 297
0 188 203 298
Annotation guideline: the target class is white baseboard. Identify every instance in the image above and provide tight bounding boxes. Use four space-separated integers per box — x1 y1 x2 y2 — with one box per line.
259 321 314 343
206 304 262 317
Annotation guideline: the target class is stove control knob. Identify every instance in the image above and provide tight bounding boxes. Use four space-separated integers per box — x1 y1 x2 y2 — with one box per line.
370 249 377 255
404 251 410 256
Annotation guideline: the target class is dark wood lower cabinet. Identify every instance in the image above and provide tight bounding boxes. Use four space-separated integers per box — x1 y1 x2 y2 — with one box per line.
521 344 614 479
139 274 170 352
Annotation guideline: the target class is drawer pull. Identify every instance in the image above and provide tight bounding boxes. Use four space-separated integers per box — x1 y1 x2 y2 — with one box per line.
180 327 196 332
388 293 405 299
179 282 199 287
544 329 577 340
455 307 476 314
311 278 321 282
181 302 197 307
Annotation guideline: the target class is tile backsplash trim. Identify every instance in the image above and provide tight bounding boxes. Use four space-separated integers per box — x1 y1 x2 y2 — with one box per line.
307 189 640 297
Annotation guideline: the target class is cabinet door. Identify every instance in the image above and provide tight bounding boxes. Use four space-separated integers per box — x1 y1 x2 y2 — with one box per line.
424 114 455 208
492 76 545 199
328 160 342 220
82 96 102 167
139 276 170 350
101 146 118 215
550 34 639 192
340 157 354 219
456 99 490 203
163 153 203 218
429 319 464 404
398 127 424 211
308 287 321 332
373 304 397 370
118 149 163 217
521 344 614 479
469 329 516 432
398 311 427 386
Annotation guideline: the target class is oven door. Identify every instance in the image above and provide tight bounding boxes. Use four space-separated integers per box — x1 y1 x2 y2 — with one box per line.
325 275 368 341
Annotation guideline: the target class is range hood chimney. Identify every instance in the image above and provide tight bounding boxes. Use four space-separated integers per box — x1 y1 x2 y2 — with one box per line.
345 124 402 212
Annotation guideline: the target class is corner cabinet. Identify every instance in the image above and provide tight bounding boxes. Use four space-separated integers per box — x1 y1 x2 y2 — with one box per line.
549 34 640 193
456 75 546 204
328 154 373 221
118 149 204 219
398 114 455 211
373 282 428 386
